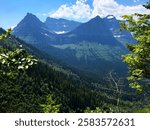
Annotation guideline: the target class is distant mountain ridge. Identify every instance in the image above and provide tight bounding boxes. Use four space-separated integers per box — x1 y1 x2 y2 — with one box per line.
12 13 134 80
64 16 120 46
45 17 81 34
13 13 134 46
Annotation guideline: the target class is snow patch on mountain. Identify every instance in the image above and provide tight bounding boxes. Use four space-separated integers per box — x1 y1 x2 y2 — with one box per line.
114 35 121 38
54 31 67 34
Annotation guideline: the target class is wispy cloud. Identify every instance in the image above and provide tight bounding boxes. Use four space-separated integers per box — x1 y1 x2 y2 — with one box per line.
49 0 150 21
133 0 140 3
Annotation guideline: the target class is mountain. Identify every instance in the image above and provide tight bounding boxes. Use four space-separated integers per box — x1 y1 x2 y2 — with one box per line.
13 13 56 45
63 16 121 46
0 28 5 34
45 17 81 34
13 14 123 46
103 15 135 46
13 13 135 46
12 13 128 81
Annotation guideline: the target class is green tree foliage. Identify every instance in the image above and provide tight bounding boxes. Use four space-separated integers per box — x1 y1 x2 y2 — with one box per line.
137 104 150 113
120 2 150 91
0 29 37 79
84 107 102 113
0 28 11 40
40 95 61 113
0 30 60 112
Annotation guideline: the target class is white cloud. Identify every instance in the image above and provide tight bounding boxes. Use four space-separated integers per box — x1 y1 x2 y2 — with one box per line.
133 0 139 3
92 0 150 19
50 0 92 21
92 0 119 18
50 0 150 21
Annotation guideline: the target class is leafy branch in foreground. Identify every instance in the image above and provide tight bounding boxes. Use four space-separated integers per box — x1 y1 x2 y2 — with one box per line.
0 29 37 79
120 2 150 91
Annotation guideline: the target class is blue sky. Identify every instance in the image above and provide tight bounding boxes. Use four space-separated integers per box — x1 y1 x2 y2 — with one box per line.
0 0 149 29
